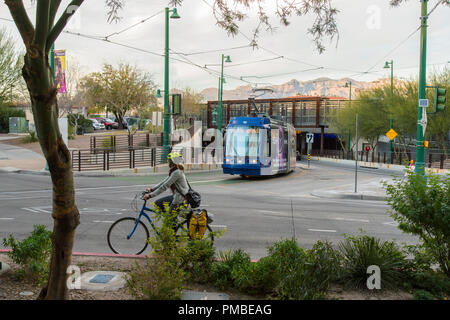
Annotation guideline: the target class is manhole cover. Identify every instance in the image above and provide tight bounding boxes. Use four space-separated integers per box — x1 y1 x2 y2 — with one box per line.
80 271 126 291
89 274 115 284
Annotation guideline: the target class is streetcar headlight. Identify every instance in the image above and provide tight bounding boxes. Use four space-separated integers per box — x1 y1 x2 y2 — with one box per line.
250 159 258 164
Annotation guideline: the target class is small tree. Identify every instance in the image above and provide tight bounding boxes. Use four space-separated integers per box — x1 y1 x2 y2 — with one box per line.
384 172 450 276
80 63 157 129
0 28 23 104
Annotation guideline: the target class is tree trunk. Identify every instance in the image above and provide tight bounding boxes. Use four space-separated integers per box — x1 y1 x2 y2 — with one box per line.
22 47 80 300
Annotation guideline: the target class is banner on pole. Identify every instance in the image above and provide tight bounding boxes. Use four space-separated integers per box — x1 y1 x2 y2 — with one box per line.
54 50 67 93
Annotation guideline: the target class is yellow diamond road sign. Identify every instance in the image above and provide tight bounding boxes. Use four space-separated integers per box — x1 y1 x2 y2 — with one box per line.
386 129 398 141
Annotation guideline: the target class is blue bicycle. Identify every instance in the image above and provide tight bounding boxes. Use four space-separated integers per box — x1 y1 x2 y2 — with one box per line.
107 192 214 255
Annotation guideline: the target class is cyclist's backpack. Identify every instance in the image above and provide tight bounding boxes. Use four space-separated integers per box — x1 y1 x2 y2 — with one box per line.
188 210 208 240
184 180 201 209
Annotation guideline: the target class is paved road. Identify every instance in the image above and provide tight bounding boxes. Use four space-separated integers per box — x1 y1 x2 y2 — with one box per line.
0 160 417 259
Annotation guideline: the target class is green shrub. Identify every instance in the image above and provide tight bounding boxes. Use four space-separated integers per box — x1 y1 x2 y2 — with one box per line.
267 239 341 300
404 270 450 300
384 172 450 276
21 130 38 143
338 234 407 289
182 239 216 284
232 255 276 295
0 103 26 133
126 204 187 300
2 225 52 285
212 248 252 290
413 290 436 300
210 239 341 299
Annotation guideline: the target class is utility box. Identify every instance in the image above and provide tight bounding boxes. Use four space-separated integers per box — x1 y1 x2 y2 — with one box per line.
9 117 28 134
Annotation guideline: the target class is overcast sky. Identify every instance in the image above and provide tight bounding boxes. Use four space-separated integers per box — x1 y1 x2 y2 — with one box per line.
0 0 449 92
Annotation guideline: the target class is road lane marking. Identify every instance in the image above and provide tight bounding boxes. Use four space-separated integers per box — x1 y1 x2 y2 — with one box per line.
210 224 227 228
0 218 14 220
256 210 281 214
334 217 370 223
383 221 399 227
308 229 337 233
93 220 115 223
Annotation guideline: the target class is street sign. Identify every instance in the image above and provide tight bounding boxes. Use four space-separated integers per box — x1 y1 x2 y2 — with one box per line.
419 106 427 136
306 133 314 143
419 99 429 108
385 129 398 141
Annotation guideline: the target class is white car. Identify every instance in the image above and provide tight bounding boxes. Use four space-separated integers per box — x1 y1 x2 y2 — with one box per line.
89 119 105 130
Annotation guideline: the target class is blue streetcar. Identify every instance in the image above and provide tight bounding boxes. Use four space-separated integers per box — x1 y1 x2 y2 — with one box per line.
222 115 297 176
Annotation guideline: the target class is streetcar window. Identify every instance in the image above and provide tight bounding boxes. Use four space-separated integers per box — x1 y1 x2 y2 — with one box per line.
225 126 261 158
262 129 270 157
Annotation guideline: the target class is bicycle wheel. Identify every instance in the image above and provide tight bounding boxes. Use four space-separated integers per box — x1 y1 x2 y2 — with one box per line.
107 217 150 255
176 221 214 245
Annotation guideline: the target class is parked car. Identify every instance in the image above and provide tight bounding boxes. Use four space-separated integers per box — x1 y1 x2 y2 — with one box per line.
97 118 118 130
88 118 105 130
112 117 128 129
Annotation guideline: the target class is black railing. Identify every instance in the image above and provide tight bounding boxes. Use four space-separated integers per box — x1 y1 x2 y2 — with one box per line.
89 133 163 152
310 149 449 170
71 147 163 171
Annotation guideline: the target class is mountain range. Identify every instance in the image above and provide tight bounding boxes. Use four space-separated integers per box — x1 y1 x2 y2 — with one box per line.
199 77 387 102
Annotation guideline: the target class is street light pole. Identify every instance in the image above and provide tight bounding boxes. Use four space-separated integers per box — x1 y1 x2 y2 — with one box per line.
345 81 352 160
162 7 180 162
415 0 428 174
217 54 231 132
384 60 394 164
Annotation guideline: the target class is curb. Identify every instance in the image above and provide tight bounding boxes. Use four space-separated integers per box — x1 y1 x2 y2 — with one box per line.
0 166 223 177
0 249 145 259
310 191 386 201
0 249 259 263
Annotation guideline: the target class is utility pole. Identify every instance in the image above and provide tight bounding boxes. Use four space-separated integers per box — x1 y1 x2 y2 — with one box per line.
162 7 180 162
415 0 428 175
384 60 394 164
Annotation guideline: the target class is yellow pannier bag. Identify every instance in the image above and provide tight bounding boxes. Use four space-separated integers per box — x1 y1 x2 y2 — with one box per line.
189 210 208 240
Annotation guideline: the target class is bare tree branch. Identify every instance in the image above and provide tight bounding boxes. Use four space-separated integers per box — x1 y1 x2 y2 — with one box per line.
49 0 63 31
105 0 124 23
4 0 35 47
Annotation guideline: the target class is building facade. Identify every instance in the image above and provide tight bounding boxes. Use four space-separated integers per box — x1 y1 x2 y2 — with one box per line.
207 96 349 155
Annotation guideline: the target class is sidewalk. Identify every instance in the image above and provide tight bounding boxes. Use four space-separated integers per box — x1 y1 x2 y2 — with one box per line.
0 139 47 171
297 162 392 201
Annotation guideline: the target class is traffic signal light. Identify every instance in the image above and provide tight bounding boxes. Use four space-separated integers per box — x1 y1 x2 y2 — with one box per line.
171 94 182 115
435 87 446 112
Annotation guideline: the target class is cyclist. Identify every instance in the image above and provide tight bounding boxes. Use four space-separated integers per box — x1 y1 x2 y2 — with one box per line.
143 152 190 225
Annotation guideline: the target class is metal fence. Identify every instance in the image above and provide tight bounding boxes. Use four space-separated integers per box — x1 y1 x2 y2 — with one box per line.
71 147 164 171
312 149 450 169
89 133 163 151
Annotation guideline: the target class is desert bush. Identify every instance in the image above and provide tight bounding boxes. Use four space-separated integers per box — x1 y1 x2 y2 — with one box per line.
2 225 52 285
413 289 436 300
182 238 215 284
126 205 187 300
210 239 341 299
338 234 408 289
384 171 450 276
21 130 38 143
267 239 341 300
211 248 251 290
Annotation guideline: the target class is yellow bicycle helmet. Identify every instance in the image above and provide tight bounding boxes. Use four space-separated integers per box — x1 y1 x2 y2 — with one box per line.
167 152 184 165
